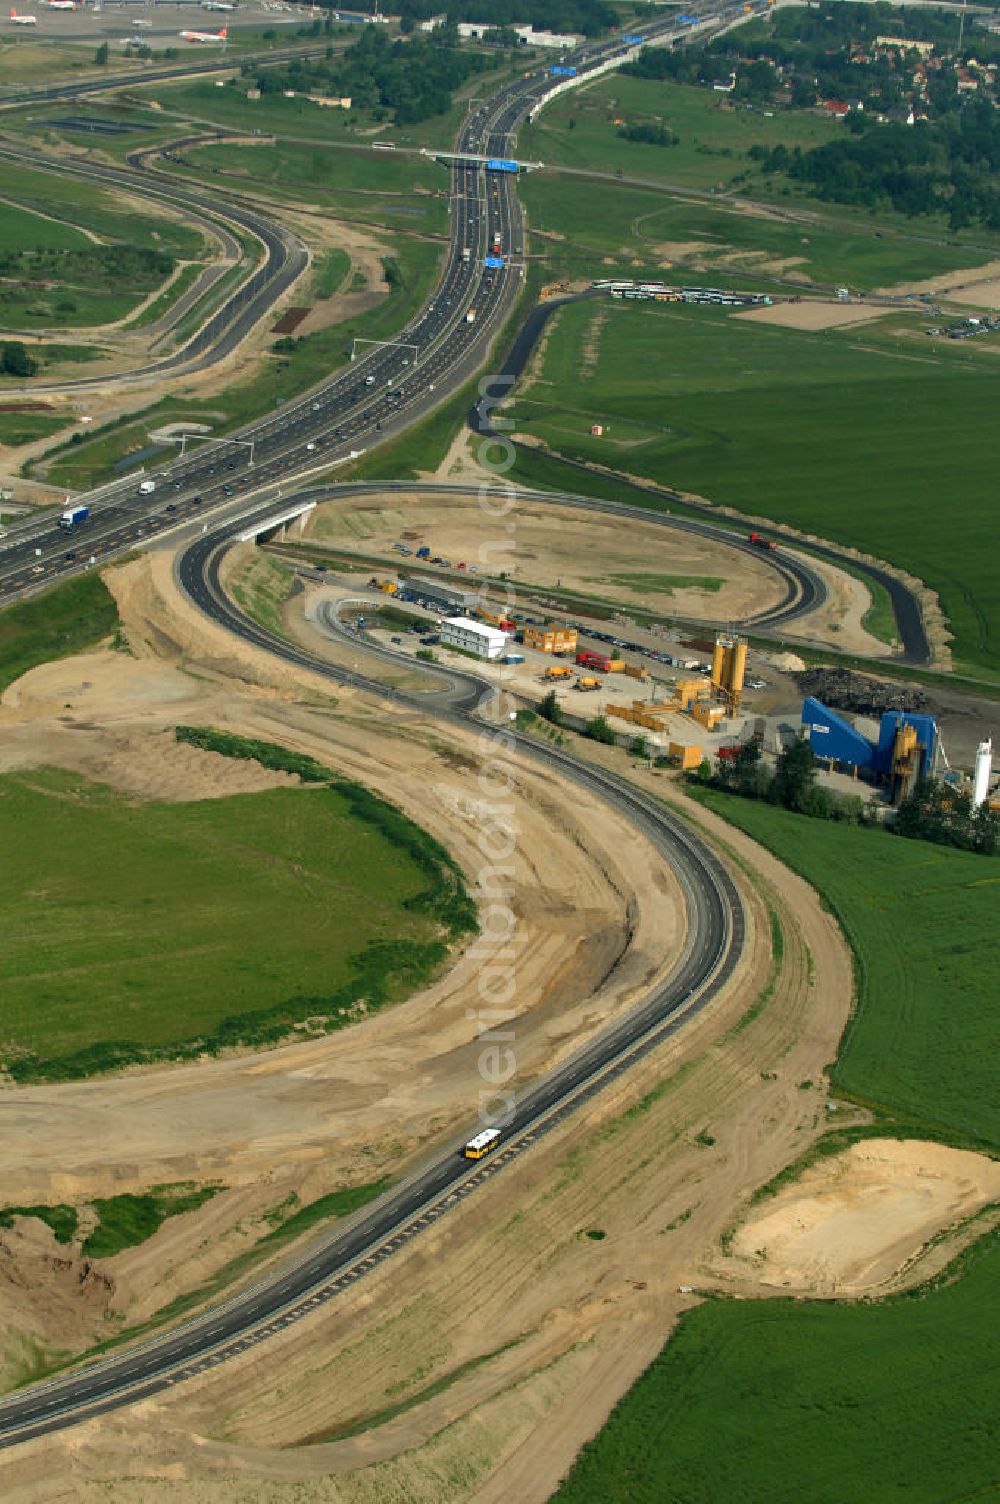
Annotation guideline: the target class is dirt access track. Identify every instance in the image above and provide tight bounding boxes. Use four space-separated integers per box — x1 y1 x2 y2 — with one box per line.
0 538 976 1503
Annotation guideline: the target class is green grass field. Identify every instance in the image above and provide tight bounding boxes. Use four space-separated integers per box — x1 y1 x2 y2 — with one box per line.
512 297 1000 673
521 74 839 194
520 171 992 292
171 139 449 235
0 411 72 447
0 38 128 90
550 786 1000 1503
0 160 204 259
0 765 462 1081
0 201 89 253
0 572 119 691
314 247 350 298
553 1226 1000 1504
80 1185 222 1259
691 792 998 1150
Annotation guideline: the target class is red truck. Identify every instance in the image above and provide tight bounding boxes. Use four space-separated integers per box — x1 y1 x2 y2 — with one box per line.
576 650 622 672
749 531 776 551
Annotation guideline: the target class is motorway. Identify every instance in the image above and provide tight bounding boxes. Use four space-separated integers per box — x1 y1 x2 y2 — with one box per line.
0 488 744 1448
0 3 929 655
0 1 817 616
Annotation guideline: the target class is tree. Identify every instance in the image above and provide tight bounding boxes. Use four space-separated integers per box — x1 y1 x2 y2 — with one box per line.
538 689 563 726
585 715 617 745
972 803 999 857
94 41 109 65
772 736 817 813
0 342 37 378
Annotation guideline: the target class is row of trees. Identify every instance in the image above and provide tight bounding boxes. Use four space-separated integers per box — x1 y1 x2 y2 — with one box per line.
751 103 1000 229
702 737 998 853
895 780 998 854
617 121 678 148
391 0 616 37
539 691 996 854
251 27 492 124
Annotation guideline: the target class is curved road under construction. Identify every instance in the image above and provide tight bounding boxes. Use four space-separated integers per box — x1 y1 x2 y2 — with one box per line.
0 487 745 1449
0 2 926 1450
0 138 310 392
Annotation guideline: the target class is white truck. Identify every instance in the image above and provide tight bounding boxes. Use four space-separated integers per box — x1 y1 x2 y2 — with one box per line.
465 308 476 324
139 479 156 495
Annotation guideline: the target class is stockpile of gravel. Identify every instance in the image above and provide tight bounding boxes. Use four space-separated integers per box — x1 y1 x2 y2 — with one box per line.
794 668 928 717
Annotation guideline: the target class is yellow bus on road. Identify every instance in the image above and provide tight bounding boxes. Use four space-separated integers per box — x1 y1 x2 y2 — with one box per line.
463 1128 502 1160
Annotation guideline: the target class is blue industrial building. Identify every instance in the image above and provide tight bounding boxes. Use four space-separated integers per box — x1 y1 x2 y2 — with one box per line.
801 697 875 770
801 698 939 791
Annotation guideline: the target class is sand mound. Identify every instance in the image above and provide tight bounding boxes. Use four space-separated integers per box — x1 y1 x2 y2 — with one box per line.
733 301 891 331
724 1139 1000 1296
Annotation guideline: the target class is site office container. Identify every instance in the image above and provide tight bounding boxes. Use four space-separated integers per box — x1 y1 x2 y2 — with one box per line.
525 623 578 654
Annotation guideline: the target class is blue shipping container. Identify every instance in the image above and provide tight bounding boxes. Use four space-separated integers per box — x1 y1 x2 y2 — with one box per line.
484 255 504 268
623 33 645 42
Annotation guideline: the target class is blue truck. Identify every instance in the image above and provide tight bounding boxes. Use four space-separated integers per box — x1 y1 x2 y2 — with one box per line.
60 504 89 530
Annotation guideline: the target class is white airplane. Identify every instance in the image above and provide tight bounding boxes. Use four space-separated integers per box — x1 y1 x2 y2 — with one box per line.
8 7 38 23
179 22 227 41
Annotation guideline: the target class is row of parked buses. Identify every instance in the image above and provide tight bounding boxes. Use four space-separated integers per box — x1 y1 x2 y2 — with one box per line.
592 279 772 307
